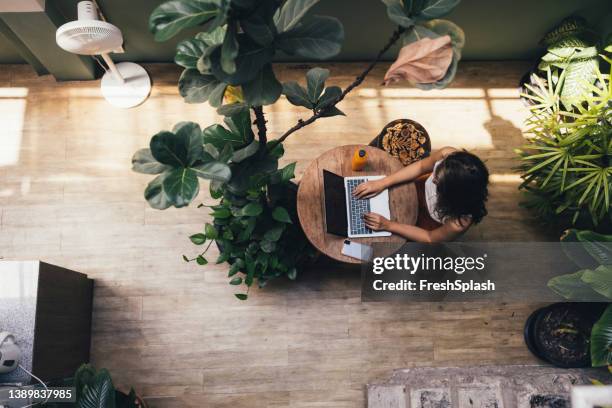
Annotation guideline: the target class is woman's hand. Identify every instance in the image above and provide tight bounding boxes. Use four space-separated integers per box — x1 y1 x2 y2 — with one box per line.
352 179 385 199
363 212 390 231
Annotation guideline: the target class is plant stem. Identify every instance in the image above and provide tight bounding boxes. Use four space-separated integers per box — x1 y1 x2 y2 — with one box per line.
252 105 268 146
273 26 406 145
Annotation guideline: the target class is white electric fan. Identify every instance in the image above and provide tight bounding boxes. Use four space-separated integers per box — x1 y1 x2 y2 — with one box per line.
56 1 151 108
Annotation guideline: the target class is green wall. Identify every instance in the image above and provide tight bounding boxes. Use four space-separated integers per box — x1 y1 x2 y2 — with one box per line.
0 0 610 64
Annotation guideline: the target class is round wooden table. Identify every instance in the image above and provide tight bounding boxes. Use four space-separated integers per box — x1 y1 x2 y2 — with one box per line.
297 145 418 264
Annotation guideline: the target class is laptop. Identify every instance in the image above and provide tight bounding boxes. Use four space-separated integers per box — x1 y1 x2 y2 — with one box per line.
323 170 392 238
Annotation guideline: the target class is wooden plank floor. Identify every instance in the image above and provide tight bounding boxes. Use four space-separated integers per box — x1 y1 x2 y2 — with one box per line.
0 62 551 407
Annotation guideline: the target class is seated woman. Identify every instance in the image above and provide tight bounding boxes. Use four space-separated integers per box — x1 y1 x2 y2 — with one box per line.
353 147 489 243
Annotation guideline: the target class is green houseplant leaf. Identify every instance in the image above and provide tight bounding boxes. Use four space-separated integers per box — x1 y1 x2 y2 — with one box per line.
179 69 226 104
78 369 116 408
144 172 172 210
581 265 612 299
272 206 292 223
210 37 274 85
590 304 612 367
162 168 200 207
306 67 329 102
150 122 203 167
382 0 414 27
149 0 222 42
74 364 96 402
175 38 207 69
413 0 461 21
317 85 342 109
273 0 320 33
242 64 283 106
276 15 344 60
240 0 278 46
193 162 231 181
220 21 239 74
540 17 590 47
132 148 171 175
547 269 604 300
282 81 313 108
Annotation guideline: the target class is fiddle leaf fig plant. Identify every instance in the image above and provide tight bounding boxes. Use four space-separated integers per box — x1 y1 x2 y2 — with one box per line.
134 0 464 299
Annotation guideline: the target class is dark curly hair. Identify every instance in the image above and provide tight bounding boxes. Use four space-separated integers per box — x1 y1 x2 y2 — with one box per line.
434 151 489 225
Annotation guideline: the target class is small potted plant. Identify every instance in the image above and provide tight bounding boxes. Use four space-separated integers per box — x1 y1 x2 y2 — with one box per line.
43 364 146 408
524 230 612 369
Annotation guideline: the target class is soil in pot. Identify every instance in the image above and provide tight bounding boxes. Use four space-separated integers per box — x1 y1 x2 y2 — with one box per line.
531 303 607 368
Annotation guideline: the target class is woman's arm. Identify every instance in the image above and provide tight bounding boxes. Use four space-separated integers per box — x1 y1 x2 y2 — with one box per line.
353 146 456 199
364 213 470 243
380 146 456 188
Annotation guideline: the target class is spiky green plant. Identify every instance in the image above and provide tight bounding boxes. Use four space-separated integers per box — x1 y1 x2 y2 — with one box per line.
517 61 611 227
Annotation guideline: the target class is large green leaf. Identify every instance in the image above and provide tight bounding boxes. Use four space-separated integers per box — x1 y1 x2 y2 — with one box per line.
240 0 278 46
178 69 224 104
282 81 313 108
562 229 612 267
414 0 461 21
193 162 231 182
581 265 612 299
590 305 612 367
211 37 274 85
316 85 341 109
242 64 282 106
175 38 207 69
306 67 329 102
144 172 172 210
150 122 203 167
232 140 259 163
149 0 221 42
132 148 171 175
163 168 200 207
540 37 593 65
224 110 254 143
217 102 249 117
540 17 590 47
74 364 96 402
276 16 344 60
547 269 604 300
77 369 115 408
273 0 320 33
560 58 598 108
382 0 414 27
203 124 246 150
196 26 226 46
221 21 239 74
404 19 464 49
272 206 292 223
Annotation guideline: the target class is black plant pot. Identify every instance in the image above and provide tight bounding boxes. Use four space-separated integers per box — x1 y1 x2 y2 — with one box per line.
524 302 608 368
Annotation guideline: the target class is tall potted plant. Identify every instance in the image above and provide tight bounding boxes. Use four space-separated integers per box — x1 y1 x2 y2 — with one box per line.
132 0 465 299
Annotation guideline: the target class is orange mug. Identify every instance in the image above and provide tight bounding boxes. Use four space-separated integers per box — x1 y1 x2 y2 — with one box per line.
352 148 367 171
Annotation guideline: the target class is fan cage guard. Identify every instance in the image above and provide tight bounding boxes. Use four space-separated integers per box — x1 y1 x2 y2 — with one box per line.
56 20 123 55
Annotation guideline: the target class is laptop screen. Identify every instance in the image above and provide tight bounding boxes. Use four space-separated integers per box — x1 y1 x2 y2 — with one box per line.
323 170 348 236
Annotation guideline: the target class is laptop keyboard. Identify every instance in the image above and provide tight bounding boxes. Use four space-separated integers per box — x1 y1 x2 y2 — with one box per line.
345 179 372 235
